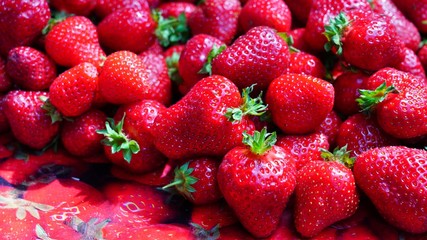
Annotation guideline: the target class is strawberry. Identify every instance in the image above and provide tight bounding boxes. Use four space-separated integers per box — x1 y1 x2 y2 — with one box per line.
50 0 97 16
158 2 197 19
0 56 11 93
314 110 343 147
211 26 290 91
370 0 421 51
164 45 185 86
97 100 167 173
188 0 241 45
178 34 225 95
336 113 399 158
60 109 106 157
354 146 427 233
276 133 329 170
150 76 263 160
266 73 335 135
118 224 195 240
303 0 371 52
283 0 312 24
0 95 9 133
333 71 370 116
238 0 292 33
163 158 222 205
111 165 174 187
94 0 150 19
191 200 238 230
418 41 427 72
393 47 426 79
294 146 359 237
218 225 256 240
391 0 427 34
0 0 50 56
3 90 59 149
218 129 296 238
44 16 106 70
48 62 98 117
324 10 405 71
285 50 326 79
357 68 427 139
287 28 312 53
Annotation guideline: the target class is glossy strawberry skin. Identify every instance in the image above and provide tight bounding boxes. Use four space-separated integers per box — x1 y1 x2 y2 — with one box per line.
238 0 292 33
158 2 197 19
45 16 106 70
266 73 334 134
285 51 325 79
188 0 241 45
354 146 427 233
94 0 150 19
283 0 312 24
191 200 238 230
3 90 59 149
6 46 57 91
151 75 255 160
98 7 156 53
391 0 427 34
0 0 50 56
295 160 359 237
315 110 342 147
0 56 12 93
333 71 370 116
218 145 296 238
49 62 98 117
212 26 290 91
178 34 224 95
393 47 426 79
50 0 97 16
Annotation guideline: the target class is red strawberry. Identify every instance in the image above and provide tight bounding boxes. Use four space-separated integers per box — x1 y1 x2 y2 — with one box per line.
333 71 370 116
110 224 195 240
97 100 167 173
324 10 405 71
285 50 326 79
211 26 290 91
354 146 427 233
393 47 426 79
49 62 98 117
0 0 50 56
276 133 329 170
303 0 371 52
50 0 97 16
238 0 292 33
283 0 312 24
0 56 11 93
158 2 197 19
0 95 9 133
191 200 238 230
418 41 427 72
44 16 106 70
357 68 427 139
294 146 359 237
3 90 59 149
287 28 312 53
111 165 174 187
60 109 106 157
150 76 262 160
163 158 222 205
218 225 256 240
178 34 225 95
314 110 343 147
94 0 150 19
164 44 185 86
266 73 334 134
188 0 241 45
218 129 296 238
391 0 427 34
6 46 57 91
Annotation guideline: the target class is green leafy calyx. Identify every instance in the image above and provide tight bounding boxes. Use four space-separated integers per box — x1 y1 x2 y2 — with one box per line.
225 85 268 122
162 162 198 200
356 82 398 113
153 10 190 48
166 51 183 84
243 128 277 155
324 12 351 55
320 145 355 168
39 96 64 124
96 114 140 163
198 44 226 75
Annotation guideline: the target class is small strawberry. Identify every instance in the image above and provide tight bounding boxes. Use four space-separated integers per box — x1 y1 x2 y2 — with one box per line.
0 0 50 56
48 62 98 117
218 128 296 238
393 47 426 79
188 0 241 45
158 2 197 20
354 146 427 233
287 28 312 53
44 16 106 70
3 91 59 149
294 146 359 237
0 56 11 93
314 110 343 147
238 0 292 33
6 46 57 91
163 158 222 205
94 0 150 19
283 0 312 24
266 73 335 134
191 200 238 230
285 50 326 79
211 26 290 91
60 109 106 157
333 71 370 116
50 0 97 16
164 45 185 86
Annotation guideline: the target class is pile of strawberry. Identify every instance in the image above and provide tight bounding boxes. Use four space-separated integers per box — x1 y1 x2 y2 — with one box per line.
0 0 427 239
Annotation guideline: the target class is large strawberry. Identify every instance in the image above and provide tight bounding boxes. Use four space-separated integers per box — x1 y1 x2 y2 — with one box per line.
0 0 50 56
150 76 264 160
210 26 290 91
324 10 405 71
44 16 106 70
3 90 59 149
187 0 241 45
218 128 296 238
6 46 57 91
294 146 359 237
354 146 427 233
266 73 334 135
